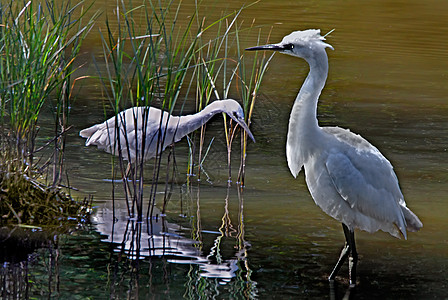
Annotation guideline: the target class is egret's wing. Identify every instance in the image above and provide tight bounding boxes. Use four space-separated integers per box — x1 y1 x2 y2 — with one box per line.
80 107 164 161
325 151 407 238
121 107 174 160
323 127 404 204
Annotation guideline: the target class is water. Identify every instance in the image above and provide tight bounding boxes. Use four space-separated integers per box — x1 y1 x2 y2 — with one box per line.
2 0 448 298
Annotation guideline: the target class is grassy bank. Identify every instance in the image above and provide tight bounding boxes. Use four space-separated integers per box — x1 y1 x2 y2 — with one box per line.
0 0 95 226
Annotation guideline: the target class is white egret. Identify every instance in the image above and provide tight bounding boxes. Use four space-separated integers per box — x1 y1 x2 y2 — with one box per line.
80 99 254 163
247 29 422 286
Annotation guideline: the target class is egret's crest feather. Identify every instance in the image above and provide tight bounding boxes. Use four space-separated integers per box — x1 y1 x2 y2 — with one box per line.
281 29 334 50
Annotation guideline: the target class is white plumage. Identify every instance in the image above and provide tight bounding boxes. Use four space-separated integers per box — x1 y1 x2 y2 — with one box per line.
247 29 422 286
80 99 254 163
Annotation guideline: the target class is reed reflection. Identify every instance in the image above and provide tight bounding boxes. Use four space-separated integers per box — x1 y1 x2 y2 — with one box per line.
93 184 257 298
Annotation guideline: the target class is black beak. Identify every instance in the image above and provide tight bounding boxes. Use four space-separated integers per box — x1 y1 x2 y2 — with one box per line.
228 114 255 142
245 44 286 51
235 117 256 143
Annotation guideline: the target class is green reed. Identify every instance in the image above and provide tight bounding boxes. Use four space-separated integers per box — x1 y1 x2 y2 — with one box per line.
0 0 93 167
191 19 273 185
188 8 243 181
233 27 274 185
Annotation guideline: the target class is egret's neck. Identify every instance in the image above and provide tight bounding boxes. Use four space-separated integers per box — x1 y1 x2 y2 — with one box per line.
294 54 328 128
172 101 224 141
286 50 329 176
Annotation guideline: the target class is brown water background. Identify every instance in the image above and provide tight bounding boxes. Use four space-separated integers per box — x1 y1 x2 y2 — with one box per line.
5 0 448 298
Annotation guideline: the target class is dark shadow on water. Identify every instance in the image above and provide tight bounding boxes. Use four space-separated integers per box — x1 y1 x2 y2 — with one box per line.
0 227 63 299
0 228 49 264
330 281 356 300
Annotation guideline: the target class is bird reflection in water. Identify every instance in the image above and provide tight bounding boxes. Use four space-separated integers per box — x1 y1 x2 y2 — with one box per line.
92 185 257 297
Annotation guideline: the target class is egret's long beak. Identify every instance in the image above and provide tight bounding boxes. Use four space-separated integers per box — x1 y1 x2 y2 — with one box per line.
245 44 286 51
233 117 255 142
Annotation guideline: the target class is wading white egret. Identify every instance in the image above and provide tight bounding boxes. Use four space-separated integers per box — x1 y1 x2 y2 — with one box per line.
246 29 422 286
80 99 254 162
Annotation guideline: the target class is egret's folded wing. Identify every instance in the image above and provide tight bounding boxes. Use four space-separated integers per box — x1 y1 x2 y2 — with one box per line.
325 152 406 238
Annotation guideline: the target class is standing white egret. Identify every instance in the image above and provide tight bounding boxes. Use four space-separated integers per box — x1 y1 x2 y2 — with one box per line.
80 99 254 162
246 29 422 286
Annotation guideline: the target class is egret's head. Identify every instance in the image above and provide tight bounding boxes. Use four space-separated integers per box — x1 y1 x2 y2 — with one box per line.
246 29 333 60
220 99 255 142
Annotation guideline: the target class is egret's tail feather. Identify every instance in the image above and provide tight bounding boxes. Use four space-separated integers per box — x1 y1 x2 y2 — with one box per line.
402 206 423 232
80 125 103 144
80 124 112 150
79 126 95 139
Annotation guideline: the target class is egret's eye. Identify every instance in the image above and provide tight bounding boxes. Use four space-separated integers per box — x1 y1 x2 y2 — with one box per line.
284 43 294 51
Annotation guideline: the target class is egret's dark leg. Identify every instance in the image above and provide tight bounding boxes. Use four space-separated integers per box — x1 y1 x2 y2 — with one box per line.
346 226 358 286
328 224 351 281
